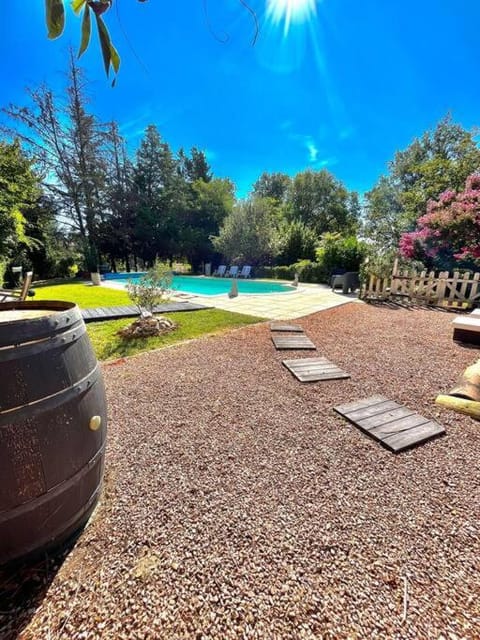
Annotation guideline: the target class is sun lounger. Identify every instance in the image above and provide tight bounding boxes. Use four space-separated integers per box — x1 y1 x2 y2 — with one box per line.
213 265 227 277
226 265 239 278
238 265 252 278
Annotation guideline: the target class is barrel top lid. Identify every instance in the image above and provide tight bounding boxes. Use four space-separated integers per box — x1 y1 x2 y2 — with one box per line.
0 309 57 323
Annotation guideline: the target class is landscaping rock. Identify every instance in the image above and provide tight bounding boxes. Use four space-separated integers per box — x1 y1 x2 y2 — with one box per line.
117 315 176 339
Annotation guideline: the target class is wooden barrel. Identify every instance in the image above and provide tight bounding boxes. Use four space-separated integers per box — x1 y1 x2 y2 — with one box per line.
0 301 107 565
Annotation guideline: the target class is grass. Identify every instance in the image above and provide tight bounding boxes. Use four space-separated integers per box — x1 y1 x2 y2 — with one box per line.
87 309 262 361
32 281 263 360
33 282 131 308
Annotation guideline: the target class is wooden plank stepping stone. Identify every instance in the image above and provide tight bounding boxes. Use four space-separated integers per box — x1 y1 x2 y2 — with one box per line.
334 394 445 453
283 357 350 382
272 334 316 350
270 323 304 332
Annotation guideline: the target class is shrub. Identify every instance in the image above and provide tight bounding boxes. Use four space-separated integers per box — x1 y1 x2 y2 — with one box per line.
53 256 79 278
361 248 426 282
277 221 317 265
399 173 480 271
68 263 79 278
256 265 296 280
293 260 328 283
316 233 367 275
256 261 327 283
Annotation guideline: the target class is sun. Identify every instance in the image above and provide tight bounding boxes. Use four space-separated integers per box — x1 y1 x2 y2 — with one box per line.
266 0 318 35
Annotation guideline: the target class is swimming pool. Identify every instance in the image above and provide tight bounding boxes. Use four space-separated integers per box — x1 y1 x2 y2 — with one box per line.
103 273 294 296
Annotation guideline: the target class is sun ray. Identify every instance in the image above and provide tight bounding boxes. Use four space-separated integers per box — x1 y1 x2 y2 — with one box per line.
266 0 318 36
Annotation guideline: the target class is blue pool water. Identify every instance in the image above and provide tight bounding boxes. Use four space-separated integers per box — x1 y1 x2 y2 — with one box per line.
104 273 294 296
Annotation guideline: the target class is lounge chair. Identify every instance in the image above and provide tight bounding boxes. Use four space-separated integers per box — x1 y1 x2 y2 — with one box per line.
213 265 227 277
238 265 252 278
226 265 239 278
0 271 34 302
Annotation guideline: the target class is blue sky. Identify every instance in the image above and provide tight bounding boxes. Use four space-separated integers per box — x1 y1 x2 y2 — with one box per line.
1 1 480 197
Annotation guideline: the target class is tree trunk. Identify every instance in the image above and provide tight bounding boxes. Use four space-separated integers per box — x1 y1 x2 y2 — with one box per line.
435 394 480 419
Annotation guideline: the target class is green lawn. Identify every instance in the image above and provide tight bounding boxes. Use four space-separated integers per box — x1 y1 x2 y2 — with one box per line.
32 281 262 361
87 309 261 361
33 282 131 308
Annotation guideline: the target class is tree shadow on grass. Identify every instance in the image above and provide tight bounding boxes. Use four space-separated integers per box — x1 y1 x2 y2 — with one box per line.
0 536 79 639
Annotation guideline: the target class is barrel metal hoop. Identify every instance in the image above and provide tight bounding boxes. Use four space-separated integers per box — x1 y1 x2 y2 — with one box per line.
0 440 105 523
0 320 86 363
0 364 101 427
0 303 82 348
0 482 103 564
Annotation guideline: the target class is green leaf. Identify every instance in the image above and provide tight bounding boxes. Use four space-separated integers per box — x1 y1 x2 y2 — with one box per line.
78 5 91 57
95 13 112 75
94 13 120 78
45 0 65 39
71 0 87 15
110 41 120 74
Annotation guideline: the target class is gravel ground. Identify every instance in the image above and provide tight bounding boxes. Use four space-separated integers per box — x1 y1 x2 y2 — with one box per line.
2 302 480 639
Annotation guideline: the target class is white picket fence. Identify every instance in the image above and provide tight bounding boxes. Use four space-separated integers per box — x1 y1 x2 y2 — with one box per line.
361 260 480 308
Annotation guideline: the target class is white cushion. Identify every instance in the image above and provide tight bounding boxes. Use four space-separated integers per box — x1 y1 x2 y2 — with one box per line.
452 316 480 333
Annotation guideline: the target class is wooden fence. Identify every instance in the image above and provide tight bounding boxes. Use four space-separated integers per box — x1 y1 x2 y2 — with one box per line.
361 260 480 308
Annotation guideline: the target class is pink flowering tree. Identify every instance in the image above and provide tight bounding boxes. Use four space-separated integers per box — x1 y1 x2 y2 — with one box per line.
399 173 480 270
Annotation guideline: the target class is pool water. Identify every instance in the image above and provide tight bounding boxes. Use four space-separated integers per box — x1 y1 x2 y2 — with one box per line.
104 273 294 296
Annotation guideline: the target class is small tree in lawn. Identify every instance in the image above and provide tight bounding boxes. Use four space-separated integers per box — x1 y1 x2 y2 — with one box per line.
399 173 480 271
119 262 176 338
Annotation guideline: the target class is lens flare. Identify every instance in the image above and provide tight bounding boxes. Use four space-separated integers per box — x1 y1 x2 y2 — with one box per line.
266 0 318 35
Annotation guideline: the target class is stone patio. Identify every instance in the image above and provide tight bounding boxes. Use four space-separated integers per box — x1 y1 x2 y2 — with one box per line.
174 282 361 320
102 279 362 320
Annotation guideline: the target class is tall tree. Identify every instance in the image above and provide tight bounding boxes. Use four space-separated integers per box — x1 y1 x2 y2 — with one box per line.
212 197 279 266
0 140 40 259
178 147 212 183
277 220 317 265
67 58 108 268
391 115 480 224
99 122 137 271
253 172 291 203
363 176 404 250
365 115 480 250
133 124 179 264
179 178 234 272
8 195 75 281
4 53 108 271
0 140 41 282
288 169 359 236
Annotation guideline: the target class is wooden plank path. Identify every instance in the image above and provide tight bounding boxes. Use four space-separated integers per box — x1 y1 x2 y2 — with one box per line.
81 302 210 323
270 323 304 333
283 357 350 382
334 395 445 453
272 334 316 350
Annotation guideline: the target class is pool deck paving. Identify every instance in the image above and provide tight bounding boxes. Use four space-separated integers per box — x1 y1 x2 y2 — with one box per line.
102 280 362 320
